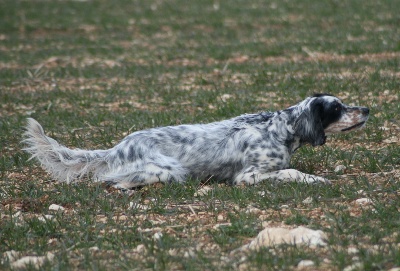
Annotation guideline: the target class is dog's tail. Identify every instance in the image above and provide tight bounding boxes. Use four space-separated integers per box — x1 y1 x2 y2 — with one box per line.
23 118 109 183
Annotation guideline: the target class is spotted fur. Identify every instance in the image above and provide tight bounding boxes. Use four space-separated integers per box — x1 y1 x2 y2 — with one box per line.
23 94 369 188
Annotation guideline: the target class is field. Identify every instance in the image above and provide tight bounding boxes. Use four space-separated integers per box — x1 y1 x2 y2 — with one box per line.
1 0 399 270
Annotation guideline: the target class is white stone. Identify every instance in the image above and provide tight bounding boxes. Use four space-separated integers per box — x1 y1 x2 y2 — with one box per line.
245 206 262 214
347 247 359 254
213 223 232 229
335 165 346 173
240 226 327 251
302 197 313 204
38 215 55 222
257 191 267 197
183 248 195 258
297 260 315 268
168 249 178 256
48 204 65 211
220 94 233 102
323 258 331 264
343 262 363 271
153 232 163 241
10 252 54 269
136 244 146 253
12 211 22 218
355 198 372 205
47 238 57 245
3 250 20 263
89 246 99 252
194 186 213 197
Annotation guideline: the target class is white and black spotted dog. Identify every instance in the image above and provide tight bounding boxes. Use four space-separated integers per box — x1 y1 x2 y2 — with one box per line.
24 94 369 189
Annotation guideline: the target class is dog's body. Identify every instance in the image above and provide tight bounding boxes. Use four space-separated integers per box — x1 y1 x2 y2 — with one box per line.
24 94 369 189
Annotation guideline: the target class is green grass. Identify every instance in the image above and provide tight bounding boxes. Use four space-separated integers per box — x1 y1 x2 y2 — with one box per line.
1 0 400 270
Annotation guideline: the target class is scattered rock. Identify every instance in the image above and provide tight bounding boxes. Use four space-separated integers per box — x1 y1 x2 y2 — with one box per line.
135 244 146 254
138 227 162 233
194 186 213 197
297 260 315 268
355 198 373 205
38 215 55 222
220 94 233 102
48 204 65 212
11 211 24 226
89 246 99 253
335 165 347 173
183 248 195 258
245 205 262 214
168 248 178 256
213 223 232 229
347 247 359 254
3 250 21 263
302 197 313 204
383 136 399 144
257 191 266 197
12 211 22 219
47 239 57 245
239 226 327 251
343 262 363 271
10 252 55 269
153 232 163 241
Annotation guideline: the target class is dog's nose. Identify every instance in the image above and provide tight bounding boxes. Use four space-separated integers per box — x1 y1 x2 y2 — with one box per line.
362 107 370 115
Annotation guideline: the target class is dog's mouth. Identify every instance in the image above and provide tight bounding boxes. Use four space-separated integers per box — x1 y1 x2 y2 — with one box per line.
341 121 366 132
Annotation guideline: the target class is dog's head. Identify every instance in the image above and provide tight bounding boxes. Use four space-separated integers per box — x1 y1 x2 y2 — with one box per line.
294 94 369 146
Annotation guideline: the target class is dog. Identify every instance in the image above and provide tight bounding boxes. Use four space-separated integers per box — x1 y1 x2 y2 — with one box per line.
23 94 369 189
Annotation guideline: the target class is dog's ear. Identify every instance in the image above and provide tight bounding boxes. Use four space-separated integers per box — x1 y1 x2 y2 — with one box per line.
294 100 326 146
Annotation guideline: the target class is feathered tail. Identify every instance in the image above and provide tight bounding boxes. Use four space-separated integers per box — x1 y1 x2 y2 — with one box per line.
23 118 109 183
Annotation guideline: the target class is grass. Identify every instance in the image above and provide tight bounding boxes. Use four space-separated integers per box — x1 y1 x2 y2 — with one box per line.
1 0 400 270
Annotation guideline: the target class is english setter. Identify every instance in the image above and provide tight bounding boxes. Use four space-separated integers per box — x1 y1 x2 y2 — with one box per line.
24 94 369 189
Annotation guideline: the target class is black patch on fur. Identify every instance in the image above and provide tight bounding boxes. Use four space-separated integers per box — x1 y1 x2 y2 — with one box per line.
163 165 172 171
313 93 334 98
117 150 125 160
240 140 249 152
319 100 343 129
269 152 283 160
127 146 135 162
312 94 345 129
294 98 326 146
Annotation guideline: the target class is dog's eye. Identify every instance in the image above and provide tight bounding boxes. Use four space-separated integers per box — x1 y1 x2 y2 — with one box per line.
334 104 341 111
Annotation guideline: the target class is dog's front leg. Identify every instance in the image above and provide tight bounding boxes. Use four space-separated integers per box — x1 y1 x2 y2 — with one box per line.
233 168 330 185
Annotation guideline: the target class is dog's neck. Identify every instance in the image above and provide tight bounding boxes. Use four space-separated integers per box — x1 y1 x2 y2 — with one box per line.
235 103 315 154
278 108 310 154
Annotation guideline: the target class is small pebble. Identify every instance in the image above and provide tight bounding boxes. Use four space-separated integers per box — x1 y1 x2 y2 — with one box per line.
302 197 313 204
343 262 363 271
48 204 65 211
355 198 372 205
334 165 346 173
297 260 315 268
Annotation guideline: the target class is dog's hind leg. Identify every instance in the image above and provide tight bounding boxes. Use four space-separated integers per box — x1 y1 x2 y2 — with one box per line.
101 155 188 189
